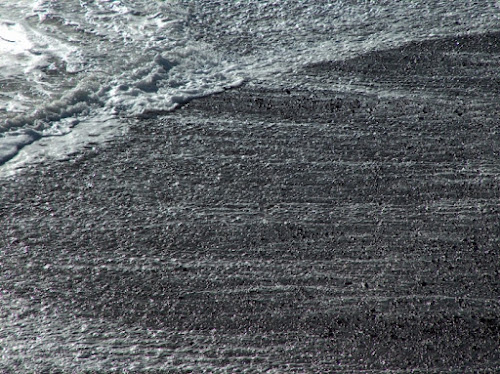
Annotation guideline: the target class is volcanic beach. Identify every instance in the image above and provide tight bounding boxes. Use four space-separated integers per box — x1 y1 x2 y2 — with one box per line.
1 33 499 372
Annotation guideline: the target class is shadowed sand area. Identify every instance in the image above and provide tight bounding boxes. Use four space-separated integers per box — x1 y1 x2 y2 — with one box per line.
1 33 499 372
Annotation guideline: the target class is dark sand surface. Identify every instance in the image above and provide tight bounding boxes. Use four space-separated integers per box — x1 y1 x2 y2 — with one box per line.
1 33 500 372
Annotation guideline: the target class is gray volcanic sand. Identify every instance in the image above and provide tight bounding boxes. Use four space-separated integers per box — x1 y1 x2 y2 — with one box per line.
1 33 499 372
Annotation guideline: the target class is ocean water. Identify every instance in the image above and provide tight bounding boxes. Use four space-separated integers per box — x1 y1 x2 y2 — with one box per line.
0 0 499 169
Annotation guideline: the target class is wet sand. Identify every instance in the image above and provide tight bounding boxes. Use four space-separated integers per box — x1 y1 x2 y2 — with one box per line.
1 33 499 372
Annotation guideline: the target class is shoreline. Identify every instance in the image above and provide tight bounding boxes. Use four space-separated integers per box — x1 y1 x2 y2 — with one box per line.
1 33 499 372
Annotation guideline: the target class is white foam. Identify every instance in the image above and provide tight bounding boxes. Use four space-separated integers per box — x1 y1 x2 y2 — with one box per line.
0 0 250 172
0 130 40 166
0 21 32 56
1 115 127 177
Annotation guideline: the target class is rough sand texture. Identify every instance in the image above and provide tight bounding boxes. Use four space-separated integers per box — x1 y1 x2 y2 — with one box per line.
1 33 500 372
